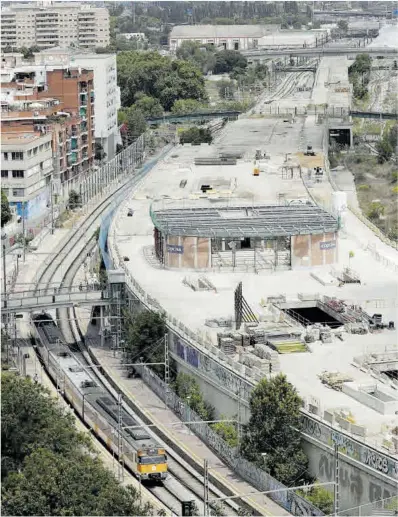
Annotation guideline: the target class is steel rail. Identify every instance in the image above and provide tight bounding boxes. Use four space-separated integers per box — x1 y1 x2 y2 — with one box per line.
30 150 241 516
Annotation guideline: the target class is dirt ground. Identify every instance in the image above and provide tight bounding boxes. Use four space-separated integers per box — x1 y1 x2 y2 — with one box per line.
295 152 325 169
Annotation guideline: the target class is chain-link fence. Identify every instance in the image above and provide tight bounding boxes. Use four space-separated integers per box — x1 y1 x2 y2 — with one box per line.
337 495 398 516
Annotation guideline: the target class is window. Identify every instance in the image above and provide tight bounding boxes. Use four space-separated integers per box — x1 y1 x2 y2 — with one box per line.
12 151 23 160
12 188 24 197
27 149 32 157
3 152 8 160
12 170 24 178
1 170 8 178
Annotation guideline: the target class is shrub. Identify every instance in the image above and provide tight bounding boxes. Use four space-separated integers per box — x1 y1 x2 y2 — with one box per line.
357 184 370 191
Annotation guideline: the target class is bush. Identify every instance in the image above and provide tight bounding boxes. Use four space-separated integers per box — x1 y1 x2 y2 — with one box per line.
367 201 385 220
357 184 370 191
297 484 334 515
68 190 81 210
180 127 212 145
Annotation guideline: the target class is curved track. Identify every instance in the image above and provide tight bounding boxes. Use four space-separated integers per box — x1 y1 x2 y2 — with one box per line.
31 149 242 516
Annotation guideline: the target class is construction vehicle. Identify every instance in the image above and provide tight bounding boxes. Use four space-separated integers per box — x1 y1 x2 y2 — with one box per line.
304 145 316 156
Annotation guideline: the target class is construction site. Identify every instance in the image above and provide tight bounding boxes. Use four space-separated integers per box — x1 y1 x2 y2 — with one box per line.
109 45 398 513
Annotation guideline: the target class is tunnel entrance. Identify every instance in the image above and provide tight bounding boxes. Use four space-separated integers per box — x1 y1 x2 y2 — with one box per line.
383 369 398 381
282 305 343 328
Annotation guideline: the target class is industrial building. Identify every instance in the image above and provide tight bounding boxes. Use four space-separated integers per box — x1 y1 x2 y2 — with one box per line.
151 201 339 270
169 24 279 51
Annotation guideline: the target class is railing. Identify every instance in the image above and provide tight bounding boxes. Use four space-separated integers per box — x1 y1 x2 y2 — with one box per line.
1 289 106 312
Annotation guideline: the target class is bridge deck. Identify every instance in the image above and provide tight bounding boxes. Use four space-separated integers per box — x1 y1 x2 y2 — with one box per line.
2 290 108 314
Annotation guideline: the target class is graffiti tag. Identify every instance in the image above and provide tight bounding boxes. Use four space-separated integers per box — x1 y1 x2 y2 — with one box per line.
302 416 322 438
364 450 389 475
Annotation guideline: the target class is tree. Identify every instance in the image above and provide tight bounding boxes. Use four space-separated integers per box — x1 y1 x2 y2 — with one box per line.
173 373 214 421
2 448 152 516
211 416 238 447
179 127 213 145
217 80 236 100
297 484 334 515
337 20 349 32
1 190 12 227
213 50 247 75
241 374 312 486
123 310 166 376
367 201 385 220
117 51 207 111
134 93 163 117
1 373 89 479
176 41 217 74
125 107 147 143
68 190 81 210
376 138 393 164
171 99 205 115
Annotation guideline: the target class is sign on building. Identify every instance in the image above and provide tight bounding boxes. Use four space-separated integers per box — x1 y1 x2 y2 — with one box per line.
167 244 184 254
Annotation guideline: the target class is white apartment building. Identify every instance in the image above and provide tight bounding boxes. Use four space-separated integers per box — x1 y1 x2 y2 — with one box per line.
169 25 280 52
32 48 121 159
1 2 110 50
1 132 53 219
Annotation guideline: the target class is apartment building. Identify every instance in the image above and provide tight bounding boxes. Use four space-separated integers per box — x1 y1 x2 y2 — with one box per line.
1 49 121 160
1 2 110 50
1 131 53 219
1 67 95 188
33 49 120 159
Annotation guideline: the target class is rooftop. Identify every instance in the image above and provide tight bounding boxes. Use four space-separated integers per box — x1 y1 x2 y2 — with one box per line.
1 131 45 145
151 202 338 238
112 114 398 454
169 24 280 40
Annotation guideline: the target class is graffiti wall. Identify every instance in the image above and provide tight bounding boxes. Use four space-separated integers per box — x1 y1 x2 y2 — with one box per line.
127 294 398 514
301 414 398 482
303 441 398 512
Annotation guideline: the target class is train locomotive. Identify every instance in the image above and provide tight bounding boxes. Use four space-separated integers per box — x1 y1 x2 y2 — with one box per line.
32 313 168 483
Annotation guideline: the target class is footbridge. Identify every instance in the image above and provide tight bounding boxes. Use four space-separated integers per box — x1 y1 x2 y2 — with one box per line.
146 110 241 125
1 286 109 314
244 47 397 59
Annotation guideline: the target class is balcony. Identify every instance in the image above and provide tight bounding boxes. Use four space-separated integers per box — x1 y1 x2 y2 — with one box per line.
67 152 78 166
71 138 78 150
80 122 88 134
80 92 88 106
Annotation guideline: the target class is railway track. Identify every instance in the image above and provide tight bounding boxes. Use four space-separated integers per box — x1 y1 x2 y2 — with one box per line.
30 147 243 516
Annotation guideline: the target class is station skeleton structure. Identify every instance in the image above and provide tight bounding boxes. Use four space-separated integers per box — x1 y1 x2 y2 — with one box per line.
152 201 339 271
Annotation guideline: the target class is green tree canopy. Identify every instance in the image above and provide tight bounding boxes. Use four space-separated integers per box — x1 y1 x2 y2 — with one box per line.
1 373 88 479
241 374 312 486
123 310 166 376
125 107 147 142
134 93 164 117
2 448 151 516
297 484 334 515
173 373 214 421
171 98 205 115
1 190 12 227
213 50 248 75
117 51 207 111
1 374 151 516
176 41 217 74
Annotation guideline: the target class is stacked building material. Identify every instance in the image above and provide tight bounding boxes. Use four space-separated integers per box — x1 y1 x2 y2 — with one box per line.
218 337 236 356
253 343 280 372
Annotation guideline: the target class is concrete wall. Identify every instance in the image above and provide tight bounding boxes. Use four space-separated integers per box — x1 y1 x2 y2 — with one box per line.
291 232 338 269
303 438 397 512
166 327 398 514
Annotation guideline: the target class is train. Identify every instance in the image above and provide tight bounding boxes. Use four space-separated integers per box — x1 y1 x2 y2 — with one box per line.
32 312 168 482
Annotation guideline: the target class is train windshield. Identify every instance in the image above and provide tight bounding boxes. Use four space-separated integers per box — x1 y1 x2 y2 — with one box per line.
139 454 166 465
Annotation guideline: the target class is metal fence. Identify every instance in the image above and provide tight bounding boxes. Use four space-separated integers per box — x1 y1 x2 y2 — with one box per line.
135 364 324 517
337 496 398 516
